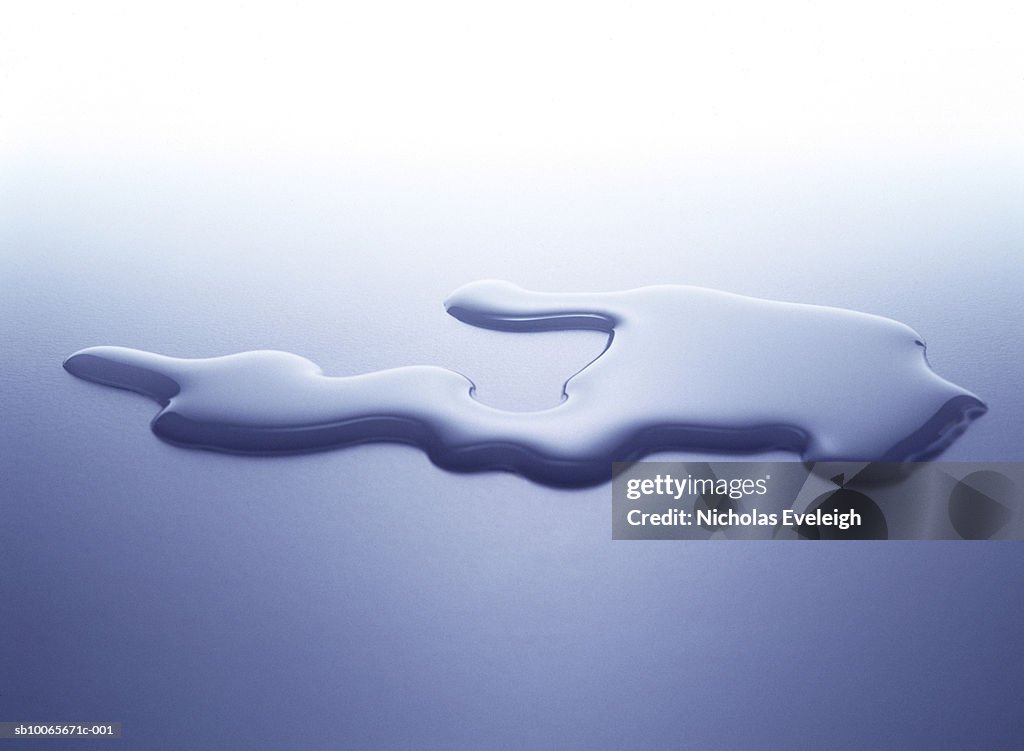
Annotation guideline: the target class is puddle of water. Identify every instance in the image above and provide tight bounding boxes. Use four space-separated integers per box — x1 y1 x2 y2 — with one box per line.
64 280 985 485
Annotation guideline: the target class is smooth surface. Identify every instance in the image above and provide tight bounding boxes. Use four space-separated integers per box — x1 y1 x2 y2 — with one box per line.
2 157 1023 750
3 3 1023 745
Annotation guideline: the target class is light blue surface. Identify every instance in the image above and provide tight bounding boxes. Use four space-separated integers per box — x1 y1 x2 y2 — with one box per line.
2 157 1023 749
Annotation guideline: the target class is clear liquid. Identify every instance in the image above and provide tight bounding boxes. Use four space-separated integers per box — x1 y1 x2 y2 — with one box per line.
63 281 986 486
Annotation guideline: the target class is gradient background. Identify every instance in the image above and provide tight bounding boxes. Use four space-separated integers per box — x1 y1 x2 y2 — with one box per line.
2 3 1023 749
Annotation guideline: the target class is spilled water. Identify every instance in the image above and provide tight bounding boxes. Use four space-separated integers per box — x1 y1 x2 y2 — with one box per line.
63 280 986 486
